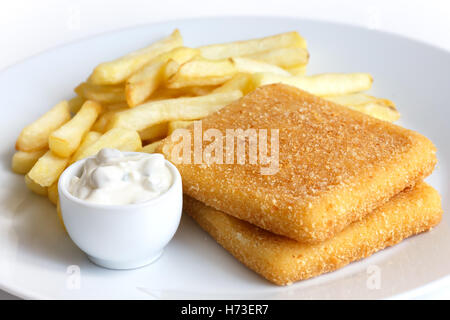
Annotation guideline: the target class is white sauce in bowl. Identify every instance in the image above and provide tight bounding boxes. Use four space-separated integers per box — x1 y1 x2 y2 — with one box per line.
69 149 173 205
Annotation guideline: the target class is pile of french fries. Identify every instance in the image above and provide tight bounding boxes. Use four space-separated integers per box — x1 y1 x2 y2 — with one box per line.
11 29 400 225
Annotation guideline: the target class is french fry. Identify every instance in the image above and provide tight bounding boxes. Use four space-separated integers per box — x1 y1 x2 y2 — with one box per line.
348 103 400 122
252 72 373 96
70 131 102 164
159 47 201 79
92 106 127 133
324 93 389 106
25 174 48 196
104 102 128 111
231 57 291 76
167 57 236 88
164 59 182 80
180 85 218 96
28 151 69 187
213 73 253 94
325 93 400 122
126 47 201 106
147 87 187 102
49 101 102 157
71 128 142 162
199 31 307 59
68 96 85 114
168 120 194 134
168 77 233 90
91 115 110 133
142 140 163 154
139 122 169 141
287 65 307 76
75 82 126 105
109 91 243 131
88 29 183 85
16 101 71 152
12 149 47 175
151 85 216 98
48 182 58 205
125 60 166 107
243 47 309 68
156 47 200 66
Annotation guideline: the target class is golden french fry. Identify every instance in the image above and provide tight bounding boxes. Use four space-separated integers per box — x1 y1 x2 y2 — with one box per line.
287 65 307 76
156 47 200 65
244 47 309 68
324 93 385 106
49 101 102 157
169 76 231 89
199 31 307 59
109 91 243 131
164 59 181 80
160 47 201 80
48 182 58 205
325 93 400 122
139 122 169 141
147 87 187 102
213 73 253 94
16 101 71 152
126 47 201 106
91 115 110 133
92 107 127 133
88 29 183 85
347 103 400 122
142 140 163 154
104 102 128 111
125 60 166 107
231 57 291 76
68 96 85 114
25 174 48 196
12 149 47 175
167 57 236 88
168 120 194 134
75 82 125 105
252 72 373 96
180 85 218 96
71 128 142 162
70 131 102 164
147 86 214 99
152 86 216 99
28 151 69 187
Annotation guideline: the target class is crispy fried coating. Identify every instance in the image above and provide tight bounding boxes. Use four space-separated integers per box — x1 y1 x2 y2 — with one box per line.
184 182 442 285
162 84 437 242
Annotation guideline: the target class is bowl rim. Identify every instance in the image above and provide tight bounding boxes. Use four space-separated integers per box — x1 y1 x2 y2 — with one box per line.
58 151 182 211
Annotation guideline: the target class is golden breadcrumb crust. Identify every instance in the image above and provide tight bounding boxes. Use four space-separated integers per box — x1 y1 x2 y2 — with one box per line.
184 182 442 285
162 84 437 243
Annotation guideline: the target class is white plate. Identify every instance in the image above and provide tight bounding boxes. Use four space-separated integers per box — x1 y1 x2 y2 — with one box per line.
0 16 449 300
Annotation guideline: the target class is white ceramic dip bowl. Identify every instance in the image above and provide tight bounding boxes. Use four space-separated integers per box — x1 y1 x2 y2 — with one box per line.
58 152 182 270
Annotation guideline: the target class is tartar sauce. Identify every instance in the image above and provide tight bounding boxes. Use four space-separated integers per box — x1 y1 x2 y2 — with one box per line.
69 149 173 205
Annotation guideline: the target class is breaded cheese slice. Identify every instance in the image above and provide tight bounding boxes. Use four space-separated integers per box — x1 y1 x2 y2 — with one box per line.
162 84 437 243
184 182 442 285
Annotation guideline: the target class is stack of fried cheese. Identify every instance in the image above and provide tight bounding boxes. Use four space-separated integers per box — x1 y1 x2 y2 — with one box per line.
160 84 442 286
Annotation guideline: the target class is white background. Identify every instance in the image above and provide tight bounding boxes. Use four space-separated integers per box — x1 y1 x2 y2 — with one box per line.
1 0 449 299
